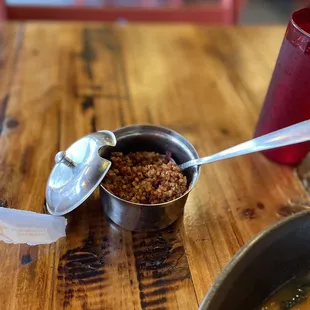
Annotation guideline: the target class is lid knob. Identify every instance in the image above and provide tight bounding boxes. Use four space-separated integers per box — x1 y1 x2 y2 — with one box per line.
55 151 76 167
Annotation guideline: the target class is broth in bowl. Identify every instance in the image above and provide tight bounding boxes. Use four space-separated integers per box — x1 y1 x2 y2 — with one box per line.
260 274 310 310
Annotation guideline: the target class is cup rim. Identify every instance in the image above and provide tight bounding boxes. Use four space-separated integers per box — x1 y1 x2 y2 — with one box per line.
291 7 310 39
100 123 201 208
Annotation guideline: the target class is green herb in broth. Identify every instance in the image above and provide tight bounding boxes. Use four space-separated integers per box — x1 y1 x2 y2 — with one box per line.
260 276 310 310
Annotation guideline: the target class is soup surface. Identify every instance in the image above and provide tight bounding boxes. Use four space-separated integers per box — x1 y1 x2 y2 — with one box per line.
260 274 310 310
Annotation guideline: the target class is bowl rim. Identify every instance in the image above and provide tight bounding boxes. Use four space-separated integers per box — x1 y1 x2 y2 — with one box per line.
198 209 310 309
100 123 201 208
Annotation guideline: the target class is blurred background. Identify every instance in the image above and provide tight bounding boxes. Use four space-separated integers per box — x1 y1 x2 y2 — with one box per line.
240 0 307 24
1 0 309 23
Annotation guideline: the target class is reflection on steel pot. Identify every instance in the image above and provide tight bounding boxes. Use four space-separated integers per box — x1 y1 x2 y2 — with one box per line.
99 124 200 232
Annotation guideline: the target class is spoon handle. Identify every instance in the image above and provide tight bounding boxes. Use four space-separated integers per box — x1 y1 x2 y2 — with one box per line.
179 119 310 171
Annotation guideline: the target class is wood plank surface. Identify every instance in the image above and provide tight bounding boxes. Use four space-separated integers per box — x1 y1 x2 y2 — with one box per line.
0 23 309 310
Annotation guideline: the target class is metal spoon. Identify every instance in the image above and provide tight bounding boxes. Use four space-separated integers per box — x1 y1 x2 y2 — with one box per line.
179 120 310 171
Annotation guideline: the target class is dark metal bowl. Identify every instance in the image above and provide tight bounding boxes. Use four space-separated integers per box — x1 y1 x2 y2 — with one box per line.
99 124 200 232
199 210 310 310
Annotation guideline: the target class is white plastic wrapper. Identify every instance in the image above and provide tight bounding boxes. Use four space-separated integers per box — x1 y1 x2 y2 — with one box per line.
0 207 67 245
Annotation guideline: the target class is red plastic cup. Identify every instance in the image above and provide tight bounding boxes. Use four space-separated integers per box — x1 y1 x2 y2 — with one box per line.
254 7 310 165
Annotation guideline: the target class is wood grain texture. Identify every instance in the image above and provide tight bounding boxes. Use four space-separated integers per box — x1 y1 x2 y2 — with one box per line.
0 23 309 310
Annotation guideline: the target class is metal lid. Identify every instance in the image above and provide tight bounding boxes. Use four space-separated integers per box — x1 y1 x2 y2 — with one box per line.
46 130 117 216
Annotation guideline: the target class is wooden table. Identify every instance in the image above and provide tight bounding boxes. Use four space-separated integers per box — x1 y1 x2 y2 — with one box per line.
0 23 309 310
